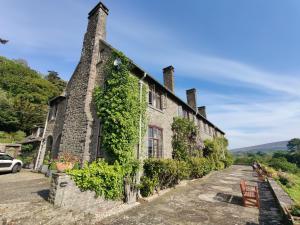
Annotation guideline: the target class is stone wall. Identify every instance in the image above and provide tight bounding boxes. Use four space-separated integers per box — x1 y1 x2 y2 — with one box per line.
141 80 216 160
49 173 123 211
59 5 109 163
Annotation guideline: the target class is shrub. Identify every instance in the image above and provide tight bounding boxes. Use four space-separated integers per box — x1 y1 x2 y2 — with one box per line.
139 176 159 197
269 157 299 173
188 157 211 179
291 204 300 217
261 165 278 178
67 159 124 200
277 172 295 188
143 158 190 189
223 152 234 168
176 160 190 180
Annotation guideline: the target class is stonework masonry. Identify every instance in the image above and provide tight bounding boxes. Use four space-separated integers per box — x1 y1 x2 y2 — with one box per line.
36 1 225 169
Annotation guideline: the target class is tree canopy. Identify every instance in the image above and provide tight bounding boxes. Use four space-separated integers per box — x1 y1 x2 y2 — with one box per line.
287 138 300 152
0 56 66 135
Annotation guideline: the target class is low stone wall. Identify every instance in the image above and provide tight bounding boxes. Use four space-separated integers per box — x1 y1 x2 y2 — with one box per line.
267 178 294 225
49 173 124 213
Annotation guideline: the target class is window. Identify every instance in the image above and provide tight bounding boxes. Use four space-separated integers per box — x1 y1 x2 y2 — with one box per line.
0 154 13 160
149 86 163 110
183 110 188 119
148 126 163 158
50 104 57 120
178 106 183 117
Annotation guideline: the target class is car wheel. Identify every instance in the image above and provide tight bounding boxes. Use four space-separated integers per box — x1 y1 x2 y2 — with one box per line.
12 164 20 173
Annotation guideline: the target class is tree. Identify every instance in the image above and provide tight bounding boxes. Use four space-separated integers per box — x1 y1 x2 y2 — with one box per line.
45 71 66 94
287 138 300 152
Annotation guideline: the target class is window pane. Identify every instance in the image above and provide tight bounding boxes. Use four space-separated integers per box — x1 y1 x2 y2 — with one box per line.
148 139 153 157
148 127 153 137
156 93 161 109
149 91 153 105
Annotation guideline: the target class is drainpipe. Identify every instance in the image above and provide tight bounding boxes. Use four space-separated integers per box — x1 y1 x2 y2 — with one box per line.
136 72 146 199
138 72 147 160
34 110 50 170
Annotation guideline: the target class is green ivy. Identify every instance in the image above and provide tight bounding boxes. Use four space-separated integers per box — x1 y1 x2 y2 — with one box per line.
171 117 199 161
93 50 147 166
69 50 148 200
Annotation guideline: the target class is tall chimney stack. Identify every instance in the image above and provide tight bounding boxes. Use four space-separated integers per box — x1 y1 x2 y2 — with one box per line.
186 88 197 111
163 66 175 92
198 106 207 118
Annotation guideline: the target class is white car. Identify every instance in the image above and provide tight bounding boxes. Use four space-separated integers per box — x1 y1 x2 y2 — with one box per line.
0 153 23 173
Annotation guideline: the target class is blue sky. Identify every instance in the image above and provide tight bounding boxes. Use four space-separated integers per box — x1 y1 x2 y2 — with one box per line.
1 0 300 149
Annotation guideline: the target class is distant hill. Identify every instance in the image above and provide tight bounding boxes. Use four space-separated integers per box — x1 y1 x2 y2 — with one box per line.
231 141 289 154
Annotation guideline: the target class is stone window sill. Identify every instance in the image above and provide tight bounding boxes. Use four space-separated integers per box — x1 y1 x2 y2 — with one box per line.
148 105 164 114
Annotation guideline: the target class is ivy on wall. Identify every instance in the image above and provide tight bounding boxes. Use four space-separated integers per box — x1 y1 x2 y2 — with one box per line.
93 50 148 167
68 50 148 200
171 117 199 161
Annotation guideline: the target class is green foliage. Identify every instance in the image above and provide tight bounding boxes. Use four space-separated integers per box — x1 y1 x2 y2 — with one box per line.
139 176 159 197
171 117 199 161
67 159 125 200
188 157 212 178
277 172 295 188
70 50 147 200
203 137 230 170
45 71 66 94
0 130 25 143
0 56 65 134
19 144 36 166
143 158 188 189
291 204 300 217
269 157 299 173
223 151 234 168
93 50 147 166
287 138 300 153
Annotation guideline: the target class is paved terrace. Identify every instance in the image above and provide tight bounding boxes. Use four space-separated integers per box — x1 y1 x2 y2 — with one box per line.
99 165 283 225
0 166 283 225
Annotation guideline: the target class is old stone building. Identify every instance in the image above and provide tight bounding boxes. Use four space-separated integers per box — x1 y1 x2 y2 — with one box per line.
35 2 224 169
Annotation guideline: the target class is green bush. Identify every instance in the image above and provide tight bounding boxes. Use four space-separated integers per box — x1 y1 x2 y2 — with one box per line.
67 159 125 200
139 176 159 197
277 173 295 188
223 152 234 168
188 157 211 179
291 204 300 217
143 158 187 189
269 157 299 173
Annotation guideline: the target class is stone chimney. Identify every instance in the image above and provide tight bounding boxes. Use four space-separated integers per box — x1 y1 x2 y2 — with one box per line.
80 2 109 60
163 66 175 92
186 88 197 111
198 106 207 118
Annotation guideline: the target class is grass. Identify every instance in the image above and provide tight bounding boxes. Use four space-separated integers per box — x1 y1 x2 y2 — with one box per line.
278 173 300 205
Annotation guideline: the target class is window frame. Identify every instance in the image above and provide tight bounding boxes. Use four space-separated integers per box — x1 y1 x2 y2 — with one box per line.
148 125 163 158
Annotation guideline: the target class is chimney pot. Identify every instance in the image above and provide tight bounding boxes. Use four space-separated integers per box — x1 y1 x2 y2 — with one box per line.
186 88 197 111
198 106 207 118
163 66 175 92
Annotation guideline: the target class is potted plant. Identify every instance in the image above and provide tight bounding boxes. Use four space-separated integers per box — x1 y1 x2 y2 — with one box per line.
55 152 79 173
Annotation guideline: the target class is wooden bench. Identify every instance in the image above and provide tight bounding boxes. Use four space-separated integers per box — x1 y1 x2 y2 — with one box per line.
240 179 260 208
256 168 266 181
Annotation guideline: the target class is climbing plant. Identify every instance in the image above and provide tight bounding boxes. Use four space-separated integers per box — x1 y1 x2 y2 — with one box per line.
171 117 199 161
69 50 148 200
93 50 148 168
